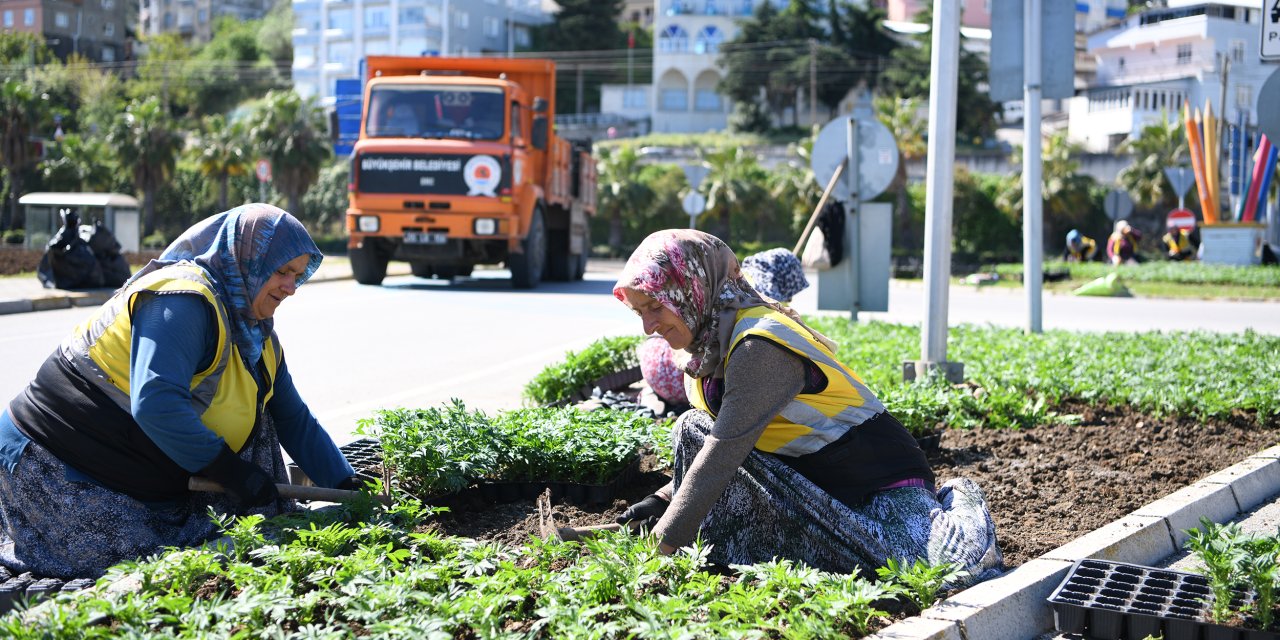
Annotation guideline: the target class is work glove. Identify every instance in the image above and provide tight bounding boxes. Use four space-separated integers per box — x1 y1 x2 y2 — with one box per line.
334 475 363 491
615 493 670 530
200 444 279 508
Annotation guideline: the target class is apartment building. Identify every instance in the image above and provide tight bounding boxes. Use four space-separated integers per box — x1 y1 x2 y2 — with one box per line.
1 0 131 62
138 0 273 44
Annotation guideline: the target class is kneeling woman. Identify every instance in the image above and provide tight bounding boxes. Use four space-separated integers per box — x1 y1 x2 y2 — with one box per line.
614 229 1003 585
0 204 357 579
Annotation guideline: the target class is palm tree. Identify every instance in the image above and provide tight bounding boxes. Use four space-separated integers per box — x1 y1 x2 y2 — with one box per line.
194 114 249 211
767 139 820 240
0 78 43 231
595 145 653 255
1116 113 1187 210
107 96 185 236
40 134 116 192
698 146 767 243
248 90 331 217
999 131 1099 245
874 95 927 250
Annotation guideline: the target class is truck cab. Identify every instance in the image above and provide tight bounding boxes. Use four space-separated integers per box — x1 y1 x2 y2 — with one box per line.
346 56 595 289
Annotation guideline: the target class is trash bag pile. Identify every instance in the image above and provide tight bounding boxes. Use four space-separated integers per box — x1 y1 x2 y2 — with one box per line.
36 209 131 290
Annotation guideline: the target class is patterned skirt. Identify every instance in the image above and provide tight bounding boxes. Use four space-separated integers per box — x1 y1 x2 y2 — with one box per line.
672 410 1004 587
0 417 296 579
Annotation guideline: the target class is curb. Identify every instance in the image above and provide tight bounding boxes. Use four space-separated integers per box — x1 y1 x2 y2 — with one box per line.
868 444 1280 640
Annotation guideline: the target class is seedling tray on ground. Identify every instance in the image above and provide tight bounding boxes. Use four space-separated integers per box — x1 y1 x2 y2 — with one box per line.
1047 558 1280 640
288 437 383 487
552 366 645 406
0 566 95 615
476 454 643 507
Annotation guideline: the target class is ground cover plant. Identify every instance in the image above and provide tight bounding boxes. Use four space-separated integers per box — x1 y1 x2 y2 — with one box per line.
1 502 964 638
357 401 669 497
522 336 643 406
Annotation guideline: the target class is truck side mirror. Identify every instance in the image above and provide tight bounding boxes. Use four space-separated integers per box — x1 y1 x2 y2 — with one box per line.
532 97 548 113
531 115 548 151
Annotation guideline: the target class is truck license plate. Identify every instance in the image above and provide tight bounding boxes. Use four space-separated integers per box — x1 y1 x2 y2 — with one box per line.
404 231 447 245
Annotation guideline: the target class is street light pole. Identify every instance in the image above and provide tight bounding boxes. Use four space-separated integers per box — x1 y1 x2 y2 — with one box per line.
1023 0 1044 334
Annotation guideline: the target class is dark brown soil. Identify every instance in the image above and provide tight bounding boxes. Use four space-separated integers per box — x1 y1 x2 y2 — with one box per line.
423 404 1279 570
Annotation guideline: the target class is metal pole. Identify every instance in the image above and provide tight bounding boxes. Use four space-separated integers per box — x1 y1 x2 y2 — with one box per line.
809 38 818 131
920 0 960 364
442 0 450 54
846 117 859 322
1022 0 1044 334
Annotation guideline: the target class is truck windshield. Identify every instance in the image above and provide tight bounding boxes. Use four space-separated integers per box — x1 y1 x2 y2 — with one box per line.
367 85 505 141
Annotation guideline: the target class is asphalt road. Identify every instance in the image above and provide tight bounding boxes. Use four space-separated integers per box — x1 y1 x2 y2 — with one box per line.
0 263 1276 449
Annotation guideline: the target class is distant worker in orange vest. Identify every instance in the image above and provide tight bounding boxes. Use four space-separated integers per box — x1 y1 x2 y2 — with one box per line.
1063 229 1097 262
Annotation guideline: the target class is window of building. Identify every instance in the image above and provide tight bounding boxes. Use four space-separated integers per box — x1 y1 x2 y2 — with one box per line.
705 0 720 15
694 89 721 111
1118 57 1125 70
399 6 423 25
694 25 723 54
295 45 317 65
23 8 34 26
623 87 647 108
328 42 352 65
328 8 352 30
484 16 500 37
660 88 687 110
1176 43 1191 65
453 11 468 28
197 9 207 23
102 0 114 8
56 11 69 27
104 22 115 36
397 36 427 55
365 38 390 55
2 11 11 28
659 24 688 52
102 45 115 61
1237 85 1253 113
364 6 389 30
514 26 530 47
1230 39 1245 63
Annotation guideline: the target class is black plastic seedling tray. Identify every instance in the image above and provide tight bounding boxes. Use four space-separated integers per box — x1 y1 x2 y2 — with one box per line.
1048 558 1280 640
476 454 643 507
288 437 383 487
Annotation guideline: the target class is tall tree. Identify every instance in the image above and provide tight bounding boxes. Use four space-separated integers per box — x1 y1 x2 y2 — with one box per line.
194 114 250 211
878 5 998 144
40 134 116 193
248 90 331 218
0 78 45 231
999 131 1100 246
129 34 196 114
595 145 654 255
1116 113 1187 210
0 32 55 65
188 16 288 118
875 95 927 250
107 97 184 235
529 0 626 114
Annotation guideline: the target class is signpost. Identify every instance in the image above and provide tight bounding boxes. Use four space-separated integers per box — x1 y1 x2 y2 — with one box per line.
1261 0 1280 61
1104 189 1134 221
1164 165 1196 210
681 191 706 229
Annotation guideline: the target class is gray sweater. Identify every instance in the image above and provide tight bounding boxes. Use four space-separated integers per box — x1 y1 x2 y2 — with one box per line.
653 337 806 549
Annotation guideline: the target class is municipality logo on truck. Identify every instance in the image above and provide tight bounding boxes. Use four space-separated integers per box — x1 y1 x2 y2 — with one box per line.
357 153 508 196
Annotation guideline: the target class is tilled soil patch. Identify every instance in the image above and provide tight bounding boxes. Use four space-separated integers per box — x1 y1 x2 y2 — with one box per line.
424 406 1279 570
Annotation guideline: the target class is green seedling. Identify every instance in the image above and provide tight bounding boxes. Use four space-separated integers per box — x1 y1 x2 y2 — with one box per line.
875 557 968 611
523 335 642 405
1184 517 1246 624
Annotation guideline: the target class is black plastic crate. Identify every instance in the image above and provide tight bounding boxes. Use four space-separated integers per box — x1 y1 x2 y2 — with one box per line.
288 437 383 487
1047 558 1280 640
476 454 643 507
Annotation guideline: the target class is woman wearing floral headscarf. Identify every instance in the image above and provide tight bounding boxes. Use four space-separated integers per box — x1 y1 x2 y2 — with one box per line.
613 229 1003 586
0 204 357 579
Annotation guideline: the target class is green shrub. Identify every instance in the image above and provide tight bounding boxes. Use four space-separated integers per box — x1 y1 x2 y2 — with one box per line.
142 232 168 250
2 229 24 245
523 335 643 405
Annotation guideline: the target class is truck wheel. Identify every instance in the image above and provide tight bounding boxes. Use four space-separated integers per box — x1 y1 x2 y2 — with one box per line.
410 261 435 279
545 229 573 282
510 207 546 289
434 265 460 280
350 242 389 286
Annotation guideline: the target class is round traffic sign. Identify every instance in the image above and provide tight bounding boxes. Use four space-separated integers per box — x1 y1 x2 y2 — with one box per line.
255 159 272 183
1258 68 1280 143
1166 208 1196 230
681 191 707 216
810 116 900 201
1104 190 1133 221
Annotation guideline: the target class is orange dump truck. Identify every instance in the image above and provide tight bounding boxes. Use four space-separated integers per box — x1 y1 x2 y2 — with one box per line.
345 56 596 288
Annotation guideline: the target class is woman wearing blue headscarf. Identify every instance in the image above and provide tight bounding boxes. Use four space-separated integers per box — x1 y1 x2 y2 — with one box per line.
0 204 357 579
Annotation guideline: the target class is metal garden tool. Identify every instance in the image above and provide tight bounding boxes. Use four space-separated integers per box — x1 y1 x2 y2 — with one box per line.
188 477 392 506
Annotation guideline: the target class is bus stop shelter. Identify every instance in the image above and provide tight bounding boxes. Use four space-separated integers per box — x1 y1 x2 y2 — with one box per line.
20 192 141 253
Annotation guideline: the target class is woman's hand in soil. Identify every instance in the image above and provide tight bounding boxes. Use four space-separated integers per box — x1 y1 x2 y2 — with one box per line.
617 493 670 529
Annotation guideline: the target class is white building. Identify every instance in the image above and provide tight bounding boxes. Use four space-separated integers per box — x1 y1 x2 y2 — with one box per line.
602 0 779 134
291 0 549 104
1068 0 1279 153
